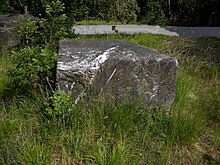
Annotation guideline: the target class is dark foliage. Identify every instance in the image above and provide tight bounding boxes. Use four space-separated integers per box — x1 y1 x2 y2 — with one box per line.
0 0 219 26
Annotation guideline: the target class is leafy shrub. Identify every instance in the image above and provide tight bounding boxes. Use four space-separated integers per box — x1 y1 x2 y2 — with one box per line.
110 0 140 23
39 0 68 47
65 1 90 22
17 0 69 48
10 47 57 88
17 17 39 47
10 0 69 92
46 90 73 117
0 0 14 14
140 1 168 25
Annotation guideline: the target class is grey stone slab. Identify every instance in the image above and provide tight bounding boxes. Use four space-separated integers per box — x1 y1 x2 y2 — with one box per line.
163 26 220 38
0 14 39 50
0 14 39 29
73 25 220 38
73 25 179 36
56 39 178 109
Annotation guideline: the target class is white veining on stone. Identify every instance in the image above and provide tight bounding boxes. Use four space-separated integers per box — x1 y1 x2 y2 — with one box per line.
175 59 179 67
90 46 118 70
156 57 163 62
58 46 118 71
70 82 75 90
153 84 159 92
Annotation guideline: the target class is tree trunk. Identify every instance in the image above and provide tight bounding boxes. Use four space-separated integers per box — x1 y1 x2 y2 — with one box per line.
24 5 28 15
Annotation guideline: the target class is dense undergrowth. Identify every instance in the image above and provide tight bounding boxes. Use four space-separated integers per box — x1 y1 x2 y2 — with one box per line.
1 33 220 164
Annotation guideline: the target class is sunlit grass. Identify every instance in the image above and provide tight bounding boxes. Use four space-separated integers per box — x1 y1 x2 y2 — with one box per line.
0 52 13 97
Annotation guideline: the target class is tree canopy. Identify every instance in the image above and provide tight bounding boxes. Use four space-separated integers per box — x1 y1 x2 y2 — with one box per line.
0 0 219 26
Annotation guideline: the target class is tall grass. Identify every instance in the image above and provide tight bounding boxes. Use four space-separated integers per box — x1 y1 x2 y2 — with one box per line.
0 52 13 97
1 34 220 164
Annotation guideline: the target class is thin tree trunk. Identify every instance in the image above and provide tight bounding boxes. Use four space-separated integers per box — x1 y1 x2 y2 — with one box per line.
24 5 28 15
168 0 171 15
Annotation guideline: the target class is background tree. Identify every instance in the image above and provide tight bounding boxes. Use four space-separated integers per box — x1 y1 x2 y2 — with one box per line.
0 0 219 26
137 0 168 25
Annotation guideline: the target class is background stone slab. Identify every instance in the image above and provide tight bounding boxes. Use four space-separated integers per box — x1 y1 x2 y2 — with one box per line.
0 14 39 50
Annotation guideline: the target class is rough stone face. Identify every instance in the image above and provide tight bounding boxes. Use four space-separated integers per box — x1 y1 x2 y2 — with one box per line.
0 14 39 50
56 39 178 109
0 27 20 50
